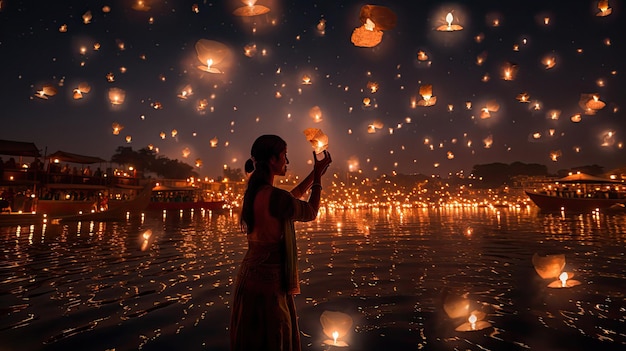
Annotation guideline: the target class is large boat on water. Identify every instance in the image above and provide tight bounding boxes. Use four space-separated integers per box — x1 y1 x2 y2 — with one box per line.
1 140 151 224
525 173 626 212
147 178 225 211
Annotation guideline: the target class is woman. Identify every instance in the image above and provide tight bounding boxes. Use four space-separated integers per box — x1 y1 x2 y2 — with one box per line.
230 134 332 351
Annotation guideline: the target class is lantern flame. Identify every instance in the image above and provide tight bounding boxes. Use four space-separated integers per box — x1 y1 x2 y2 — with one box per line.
437 12 463 31
332 331 339 344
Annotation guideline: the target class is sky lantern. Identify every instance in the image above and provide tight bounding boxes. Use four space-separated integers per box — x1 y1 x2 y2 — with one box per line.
362 97 371 107
483 135 493 148
72 83 91 100
436 12 463 31
309 106 323 122
243 43 257 57
197 99 208 112
160 132 166 139
547 110 561 120
82 11 92 24
182 147 191 158
580 93 606 112
320 311 352 347
303 128 329 154
125 135 132 143
195 39 232 74
317 18 326 35
367 81 379 93
417 84 437 106
195 158 202 167
233 0 270 17
171 129 178 138
301 74 312 85
177 84 193 99
475 51 487 66
59 24 68 33
501 62 518 81
570 114 582 123
417 50 429 61
480 100 499 119
132 0 151 11
34 85 58 100
108 87 126 105
542 55 556 69
112 122 124 135
596 0 612 16
351 5 397 48
516 92 530 103
210 137 218 148
549 150 561 162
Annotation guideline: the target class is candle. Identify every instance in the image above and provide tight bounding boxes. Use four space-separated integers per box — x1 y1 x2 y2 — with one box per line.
454 311 492 332
547 271 581 288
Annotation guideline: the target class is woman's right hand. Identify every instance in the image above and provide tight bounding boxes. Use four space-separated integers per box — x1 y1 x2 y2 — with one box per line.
313 150 332 178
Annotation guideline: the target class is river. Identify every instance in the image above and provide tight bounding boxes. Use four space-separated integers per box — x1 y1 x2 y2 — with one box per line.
1 206 625 350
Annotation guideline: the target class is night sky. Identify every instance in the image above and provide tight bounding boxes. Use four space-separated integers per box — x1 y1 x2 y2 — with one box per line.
0 0 624 178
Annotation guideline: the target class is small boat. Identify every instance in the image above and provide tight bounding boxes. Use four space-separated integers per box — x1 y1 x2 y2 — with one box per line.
525 173 625 212
147 179 226 211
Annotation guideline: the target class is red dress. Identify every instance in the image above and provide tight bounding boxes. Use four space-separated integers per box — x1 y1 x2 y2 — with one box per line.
230 185 317 351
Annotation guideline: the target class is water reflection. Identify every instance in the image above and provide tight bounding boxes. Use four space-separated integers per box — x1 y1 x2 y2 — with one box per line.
1 208 625 350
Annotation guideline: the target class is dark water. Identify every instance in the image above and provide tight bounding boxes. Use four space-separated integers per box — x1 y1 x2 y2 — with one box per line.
1 207 625 350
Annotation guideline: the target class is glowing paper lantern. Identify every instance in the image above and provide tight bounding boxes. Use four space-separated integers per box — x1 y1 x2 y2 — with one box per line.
320 311 353 347
177 84 193 99
125 135 132 143
132 0 151 11
108 88 126 105
358 4 397 30
501 62 518 81
367 81 379 93
437 12 463 31
195 39 232 74
233 0 270 16
476 51 487 66
579 93 606 111
243 44 257 57
210 137 218 148
112 122 124 135
195 158 202 167
351 19 383 47
570 114 582 123
303 128 329 154
182 147 191 158
596 0 612 16
547 110 561 120
34 85 58 100
82 11 92 24
309 106 323 122
351 5 396 48
301 75 312 85
516 92 530 103
532 253 565 279
417 50 429 61
417 84 437 106
443 291 471 319
542 55 556 69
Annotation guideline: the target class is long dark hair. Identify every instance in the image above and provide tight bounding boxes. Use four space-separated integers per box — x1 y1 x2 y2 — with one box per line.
240 135 287 233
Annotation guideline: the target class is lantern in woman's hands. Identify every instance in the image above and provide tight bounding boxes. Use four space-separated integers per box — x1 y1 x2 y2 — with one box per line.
303 128 328 154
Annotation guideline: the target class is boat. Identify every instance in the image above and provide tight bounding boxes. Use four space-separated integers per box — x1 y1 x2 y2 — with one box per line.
525 173 626 212
0 139 45 225
36 150 152 220
147 179 226 211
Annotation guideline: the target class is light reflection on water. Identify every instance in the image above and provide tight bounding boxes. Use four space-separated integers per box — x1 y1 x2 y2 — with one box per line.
1 207 625 350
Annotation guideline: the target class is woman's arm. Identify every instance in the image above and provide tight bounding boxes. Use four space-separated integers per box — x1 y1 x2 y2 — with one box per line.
290 170 314 199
